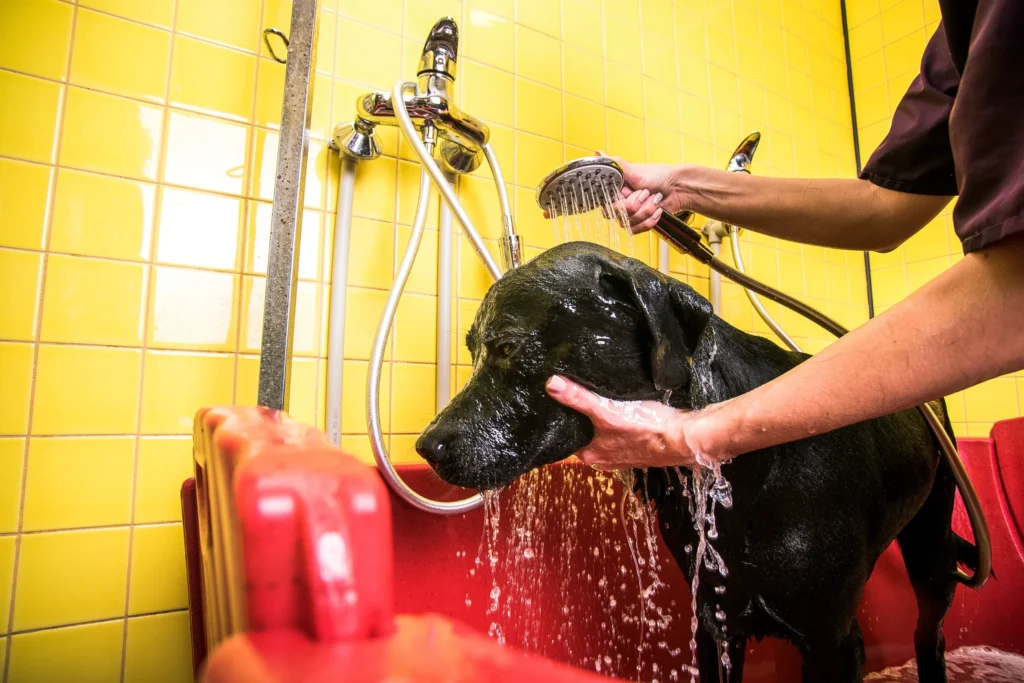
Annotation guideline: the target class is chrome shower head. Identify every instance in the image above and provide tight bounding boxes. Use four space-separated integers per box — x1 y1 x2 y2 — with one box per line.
535 156 625 216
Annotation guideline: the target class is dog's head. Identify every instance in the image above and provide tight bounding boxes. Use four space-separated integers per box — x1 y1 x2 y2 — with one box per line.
415 241 715 489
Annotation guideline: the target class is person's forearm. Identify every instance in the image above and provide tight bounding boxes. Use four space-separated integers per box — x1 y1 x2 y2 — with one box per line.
676 166 951 251
691 234 1024 459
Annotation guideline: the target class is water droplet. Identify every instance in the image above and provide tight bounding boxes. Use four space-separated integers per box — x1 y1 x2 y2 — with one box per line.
715 609 727 622
715 585 726 595
522 547 534 559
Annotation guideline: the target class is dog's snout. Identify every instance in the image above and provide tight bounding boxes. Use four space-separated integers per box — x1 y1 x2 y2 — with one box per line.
415 428 452 466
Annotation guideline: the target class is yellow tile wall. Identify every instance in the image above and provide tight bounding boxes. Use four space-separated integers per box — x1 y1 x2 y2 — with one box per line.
846 0 1022 436
1 0 861 678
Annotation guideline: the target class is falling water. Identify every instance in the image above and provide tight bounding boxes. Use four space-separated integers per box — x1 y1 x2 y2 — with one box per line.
544 178 634 257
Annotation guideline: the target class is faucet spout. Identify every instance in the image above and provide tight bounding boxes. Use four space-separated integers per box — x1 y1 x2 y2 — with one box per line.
419 17 459 81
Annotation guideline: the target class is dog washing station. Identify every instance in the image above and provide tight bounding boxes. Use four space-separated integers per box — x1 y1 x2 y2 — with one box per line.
181 7 1024 683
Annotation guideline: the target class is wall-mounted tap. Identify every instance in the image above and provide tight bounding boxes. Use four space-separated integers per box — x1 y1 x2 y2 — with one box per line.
331 18 491 174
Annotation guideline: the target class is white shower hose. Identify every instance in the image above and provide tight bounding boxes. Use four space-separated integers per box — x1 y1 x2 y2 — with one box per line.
366 80 511 514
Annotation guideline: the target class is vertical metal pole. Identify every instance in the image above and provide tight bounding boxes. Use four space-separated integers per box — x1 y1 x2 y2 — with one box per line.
258 0 320 411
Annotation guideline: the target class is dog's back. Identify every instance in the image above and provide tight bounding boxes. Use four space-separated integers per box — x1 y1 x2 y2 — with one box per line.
644 316 961 682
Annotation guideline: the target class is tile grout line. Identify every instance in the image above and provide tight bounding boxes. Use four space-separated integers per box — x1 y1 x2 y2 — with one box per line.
4 607 189 640
232 0 270 413
118 0 181 677
2 0 80 677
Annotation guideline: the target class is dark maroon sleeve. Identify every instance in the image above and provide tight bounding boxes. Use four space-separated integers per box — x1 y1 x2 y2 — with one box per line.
859 26 959 196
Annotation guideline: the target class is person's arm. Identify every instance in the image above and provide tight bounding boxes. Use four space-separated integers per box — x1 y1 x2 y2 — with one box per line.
615 160 951 252
546 234 1024 469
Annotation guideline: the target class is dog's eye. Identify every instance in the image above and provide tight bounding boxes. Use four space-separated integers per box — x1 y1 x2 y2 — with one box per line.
497 342 516 358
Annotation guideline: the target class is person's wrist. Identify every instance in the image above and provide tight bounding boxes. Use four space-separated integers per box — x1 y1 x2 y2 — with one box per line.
670 164 706 215
686 401 738 462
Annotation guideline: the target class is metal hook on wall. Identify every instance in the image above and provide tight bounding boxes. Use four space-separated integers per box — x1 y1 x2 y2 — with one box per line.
263 27 289 63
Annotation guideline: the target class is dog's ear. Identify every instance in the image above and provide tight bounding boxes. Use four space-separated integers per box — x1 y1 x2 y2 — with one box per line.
599 257 712 392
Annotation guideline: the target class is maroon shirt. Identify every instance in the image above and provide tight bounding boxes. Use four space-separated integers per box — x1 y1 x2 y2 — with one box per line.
860 0 1024 253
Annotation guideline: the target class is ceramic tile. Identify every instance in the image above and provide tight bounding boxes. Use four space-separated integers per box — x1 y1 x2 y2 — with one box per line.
61 87 164 181
170 36 257 122
344 287 390 360
964 378 1019 424
40 254 146 345
123 612 194 683
22 437 134 531
606 110 646 161
336 18 402 88
254 59 286 129
71 9 171 103
396 160 440 230
140 351 234 434
7 621 124 683
341 360 390 433
51 169 155 261
390 362 436 433
457 235 499 299
457 174 505 241
0 536 14 629
33 344 142 435
461 61 514 128
81 0 174 28
0 159 51 250
13 528 130 630
177 0 261 52
563 44 605 104
395 224 439 296
0 438 23 532
135 437 193 523
0 343 33 435
464 9 514 72
0 71 62 164
516 25 562 89
163 111 248 195
393 294 437 363
604 61 645 118
287 357 319 427
350 156 397 223
0 249 42 341
0 0 73 80
515 78 562 140
148 266 239 352
128 524 188 614
156 187 243 270
516 0 561 38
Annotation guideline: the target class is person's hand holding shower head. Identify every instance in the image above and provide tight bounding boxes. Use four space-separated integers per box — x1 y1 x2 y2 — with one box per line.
543 151 697 233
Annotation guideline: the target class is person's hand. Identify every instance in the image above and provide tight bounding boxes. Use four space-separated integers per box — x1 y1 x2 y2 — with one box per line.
542 152 695 234
545 375 729 470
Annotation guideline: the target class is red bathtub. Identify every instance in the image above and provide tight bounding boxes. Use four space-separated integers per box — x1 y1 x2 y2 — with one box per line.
181 408 1024 681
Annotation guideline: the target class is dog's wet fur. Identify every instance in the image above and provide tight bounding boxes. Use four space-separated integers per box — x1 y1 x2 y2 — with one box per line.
416 242 971 683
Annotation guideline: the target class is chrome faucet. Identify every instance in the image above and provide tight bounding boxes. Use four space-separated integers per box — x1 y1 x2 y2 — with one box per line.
332 18 490 174
332 16 521 270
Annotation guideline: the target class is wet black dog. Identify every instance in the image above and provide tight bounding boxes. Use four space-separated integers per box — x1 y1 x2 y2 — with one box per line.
416 242 971 683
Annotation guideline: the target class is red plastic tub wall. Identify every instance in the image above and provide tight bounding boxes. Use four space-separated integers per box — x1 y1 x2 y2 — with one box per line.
183 410 1024 681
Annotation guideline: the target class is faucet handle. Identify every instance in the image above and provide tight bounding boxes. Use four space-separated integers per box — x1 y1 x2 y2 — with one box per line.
418 17 459 81
726 131 761 173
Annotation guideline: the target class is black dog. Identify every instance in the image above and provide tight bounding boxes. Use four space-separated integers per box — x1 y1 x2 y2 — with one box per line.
416 242 972 683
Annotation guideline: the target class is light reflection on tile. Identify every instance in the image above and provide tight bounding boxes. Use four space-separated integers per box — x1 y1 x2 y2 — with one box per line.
148 266 239 351
162 111 248 196
156 187 242 270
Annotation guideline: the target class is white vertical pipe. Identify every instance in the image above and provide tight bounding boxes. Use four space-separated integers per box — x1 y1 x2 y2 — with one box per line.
326 156 356 446
658 239 670 275
436 172 454 411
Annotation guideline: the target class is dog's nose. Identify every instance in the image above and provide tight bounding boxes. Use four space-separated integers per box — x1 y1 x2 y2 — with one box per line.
415 429 450 466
